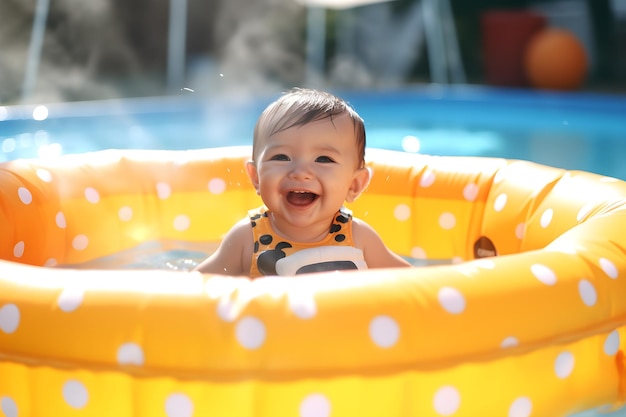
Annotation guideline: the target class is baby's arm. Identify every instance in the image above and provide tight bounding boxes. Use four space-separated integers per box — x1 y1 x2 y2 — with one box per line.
193 218 252 276
352 218 411 269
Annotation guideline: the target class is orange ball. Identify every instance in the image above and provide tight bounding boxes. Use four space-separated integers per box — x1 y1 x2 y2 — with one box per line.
524 28 588 90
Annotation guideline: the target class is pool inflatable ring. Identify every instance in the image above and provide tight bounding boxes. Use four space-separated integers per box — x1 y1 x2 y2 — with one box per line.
1 146 625 416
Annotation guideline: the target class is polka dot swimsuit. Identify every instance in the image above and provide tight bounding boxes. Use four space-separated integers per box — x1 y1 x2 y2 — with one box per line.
249 206 355 277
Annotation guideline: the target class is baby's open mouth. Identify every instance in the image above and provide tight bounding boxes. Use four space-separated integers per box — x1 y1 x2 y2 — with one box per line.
287 190 318 206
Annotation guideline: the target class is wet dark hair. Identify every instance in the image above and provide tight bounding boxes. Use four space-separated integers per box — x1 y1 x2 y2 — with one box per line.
253 88 366 167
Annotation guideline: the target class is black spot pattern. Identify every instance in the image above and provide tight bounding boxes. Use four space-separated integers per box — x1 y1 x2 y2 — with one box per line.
329 210 352 242
257 241 293 275
335 234 346 242
336 213 350 223
250 213 261 228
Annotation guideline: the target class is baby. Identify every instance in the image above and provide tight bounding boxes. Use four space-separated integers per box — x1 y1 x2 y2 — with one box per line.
194 88 410 277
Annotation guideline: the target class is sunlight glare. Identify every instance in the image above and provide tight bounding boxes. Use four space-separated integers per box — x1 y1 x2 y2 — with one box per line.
38 142 62 159
401 135 421 153
32 105 49 121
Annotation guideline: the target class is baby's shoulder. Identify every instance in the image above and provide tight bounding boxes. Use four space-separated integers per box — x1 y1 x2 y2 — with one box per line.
351 216 380 238
224 217 254 243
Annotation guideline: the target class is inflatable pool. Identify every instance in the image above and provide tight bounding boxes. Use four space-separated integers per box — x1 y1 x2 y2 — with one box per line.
1 146 625 417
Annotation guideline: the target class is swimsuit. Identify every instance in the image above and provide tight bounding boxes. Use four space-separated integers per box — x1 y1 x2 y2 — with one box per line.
249 206 363 277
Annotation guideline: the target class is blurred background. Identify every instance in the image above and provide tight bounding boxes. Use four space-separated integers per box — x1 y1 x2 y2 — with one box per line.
1 0 625 104
1 0 625 181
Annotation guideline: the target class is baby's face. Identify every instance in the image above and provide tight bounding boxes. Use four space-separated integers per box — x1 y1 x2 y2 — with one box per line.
247 114 366 240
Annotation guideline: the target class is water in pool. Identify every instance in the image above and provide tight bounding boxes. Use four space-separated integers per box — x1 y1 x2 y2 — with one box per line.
2 86 625 179
61 239 218 271
62 239 443 271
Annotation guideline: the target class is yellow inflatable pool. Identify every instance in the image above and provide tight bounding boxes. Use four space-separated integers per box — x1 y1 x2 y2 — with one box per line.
1 146 625 417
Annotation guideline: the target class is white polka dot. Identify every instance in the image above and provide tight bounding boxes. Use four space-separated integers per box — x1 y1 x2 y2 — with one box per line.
530 264 557 286
57 287 84 312
235 316 266 349
509 397 532 417
577 202 594 222
17 187 32 205
369 315 400 348
216 297 240 322
0 304 19 334
604 330 620 355
63 380 89 409
208 178 226 194
411 247 427 260
494 169 505 184
300 393 331 417
118 206 133 222
438 212 456 230
451 256 464 264
173 215 190 231
36 168 52 182
84 187 100 204
494 193 507 212
540 208 553 228
463 183 479 201
44 258 57 267
599 258 618 279
501 336 519 348
515 223 525 240
394 204 411 222
56 211 67 228
438 287 466 314
554 351 574 379
1 396 18 417
433 386 460 416
420 170 436 187
156 182 171 199
165 393 194 417
117 342 145 366
13 241 24 258
578 279 597 307
72 235 89 251
288 292 317 319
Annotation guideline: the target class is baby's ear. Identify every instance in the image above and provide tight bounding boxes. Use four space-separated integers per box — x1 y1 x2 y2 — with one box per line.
346 166 371 203
245 160 260 194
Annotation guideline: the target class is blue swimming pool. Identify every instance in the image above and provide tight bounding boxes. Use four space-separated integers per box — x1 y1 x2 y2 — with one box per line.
1 85 625 180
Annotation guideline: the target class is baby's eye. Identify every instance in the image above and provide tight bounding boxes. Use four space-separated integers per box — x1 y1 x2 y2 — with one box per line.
269 154 290 161
315 155 335 163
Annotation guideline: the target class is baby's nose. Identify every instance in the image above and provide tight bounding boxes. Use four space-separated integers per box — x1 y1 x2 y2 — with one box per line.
288 161 313 180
